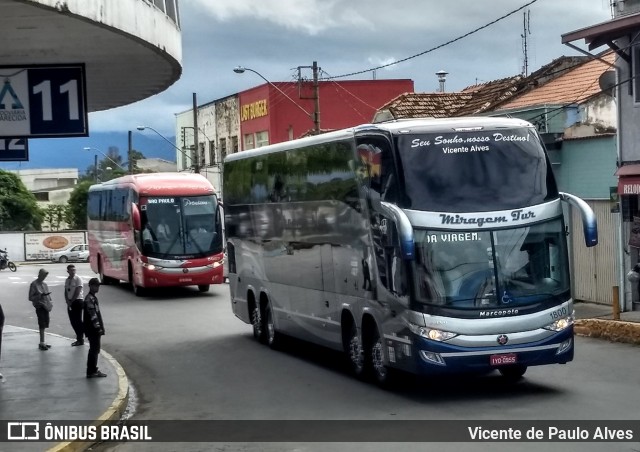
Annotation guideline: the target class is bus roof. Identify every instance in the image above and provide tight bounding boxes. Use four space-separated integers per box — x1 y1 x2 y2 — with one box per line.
88 172 215 196
224 116 535 163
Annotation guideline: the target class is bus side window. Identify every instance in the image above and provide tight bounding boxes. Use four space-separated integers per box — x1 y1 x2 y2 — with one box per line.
356 137 397 203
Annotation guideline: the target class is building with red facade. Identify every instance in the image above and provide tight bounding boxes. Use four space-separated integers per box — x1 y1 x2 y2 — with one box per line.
175 78 413 202
237 79 414 151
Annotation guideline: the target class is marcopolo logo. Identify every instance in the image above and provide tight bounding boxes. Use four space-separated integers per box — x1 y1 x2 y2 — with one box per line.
184 199 210 206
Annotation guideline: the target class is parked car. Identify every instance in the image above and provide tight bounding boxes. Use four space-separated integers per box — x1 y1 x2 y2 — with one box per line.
50 244 89 263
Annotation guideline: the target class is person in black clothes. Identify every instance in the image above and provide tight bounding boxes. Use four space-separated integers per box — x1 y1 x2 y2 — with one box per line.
0 302 4 381
84 278 106 378
634 262 640 301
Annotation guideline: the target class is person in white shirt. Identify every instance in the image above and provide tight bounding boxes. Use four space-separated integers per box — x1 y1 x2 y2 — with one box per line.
157 218 171 240
65 264 85 346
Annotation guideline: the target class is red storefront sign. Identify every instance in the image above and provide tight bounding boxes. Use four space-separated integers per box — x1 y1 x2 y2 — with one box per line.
618 177 640 195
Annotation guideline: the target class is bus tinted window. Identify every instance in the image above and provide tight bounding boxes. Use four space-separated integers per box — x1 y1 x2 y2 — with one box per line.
87 190 101 221
141 194 221 258
396 128 557 212
412 219 570 309
224 140 357 206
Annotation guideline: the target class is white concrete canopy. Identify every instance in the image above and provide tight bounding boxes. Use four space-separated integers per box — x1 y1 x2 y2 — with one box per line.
0 0 182 112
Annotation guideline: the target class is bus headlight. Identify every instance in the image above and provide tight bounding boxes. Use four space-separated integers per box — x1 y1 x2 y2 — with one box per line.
141 262 161 271
409 323 457 342
543 314 574 332
207 259 224 269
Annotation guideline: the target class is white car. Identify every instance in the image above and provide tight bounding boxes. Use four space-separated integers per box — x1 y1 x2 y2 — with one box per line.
50 244 89 263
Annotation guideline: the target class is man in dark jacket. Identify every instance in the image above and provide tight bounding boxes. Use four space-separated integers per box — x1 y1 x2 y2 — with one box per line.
83 278 106 378
0 302 4 381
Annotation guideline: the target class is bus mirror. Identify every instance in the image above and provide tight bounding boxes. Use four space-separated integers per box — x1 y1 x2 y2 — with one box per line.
131 203 141 230
559 192 598 247
380 202 414 260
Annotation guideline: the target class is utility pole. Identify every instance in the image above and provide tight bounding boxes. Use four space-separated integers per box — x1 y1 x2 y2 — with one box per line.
312 61 320 134
521 10 531 76
128 130 133 174
192 92 200 173
94 154 98 182
297 61 321 134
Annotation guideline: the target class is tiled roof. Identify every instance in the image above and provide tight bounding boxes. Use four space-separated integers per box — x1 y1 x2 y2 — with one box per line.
496 52 615 110
376 76 525 119
373 56 596 121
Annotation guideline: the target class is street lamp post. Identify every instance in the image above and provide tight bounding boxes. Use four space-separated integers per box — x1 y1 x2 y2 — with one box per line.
233 66 318 133
136 125 198 173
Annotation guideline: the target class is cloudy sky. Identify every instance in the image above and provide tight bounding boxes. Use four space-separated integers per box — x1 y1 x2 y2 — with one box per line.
89 0 613 138
13 0 612 172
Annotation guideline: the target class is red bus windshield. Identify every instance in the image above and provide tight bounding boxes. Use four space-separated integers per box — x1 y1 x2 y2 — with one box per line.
140 194 222 259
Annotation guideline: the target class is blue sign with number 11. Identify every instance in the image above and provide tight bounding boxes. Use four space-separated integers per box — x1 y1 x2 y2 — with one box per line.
0 64 88 138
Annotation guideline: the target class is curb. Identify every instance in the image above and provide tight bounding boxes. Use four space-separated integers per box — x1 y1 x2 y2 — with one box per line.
45 344 129 452
574 319 640 345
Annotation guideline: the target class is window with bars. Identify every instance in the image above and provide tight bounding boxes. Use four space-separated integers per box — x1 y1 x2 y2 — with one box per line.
256 131 269 148
219 138 227 164
244 134 255 151
209 140 216 165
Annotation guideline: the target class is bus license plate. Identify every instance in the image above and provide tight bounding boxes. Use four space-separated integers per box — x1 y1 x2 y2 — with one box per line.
490 353 517 366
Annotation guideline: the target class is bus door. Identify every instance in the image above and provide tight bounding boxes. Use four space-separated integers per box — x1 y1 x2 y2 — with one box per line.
319 243 341 346
355 134 405 301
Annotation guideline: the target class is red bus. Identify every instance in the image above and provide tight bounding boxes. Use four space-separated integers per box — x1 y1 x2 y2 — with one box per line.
87 172 225 295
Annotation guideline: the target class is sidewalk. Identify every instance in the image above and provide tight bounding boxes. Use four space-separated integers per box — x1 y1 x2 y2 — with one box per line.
0 326 128 452
573 301 640 344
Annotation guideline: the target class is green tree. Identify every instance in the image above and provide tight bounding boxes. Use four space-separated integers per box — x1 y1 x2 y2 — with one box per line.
0 170 44 231
129 149 145 173
44 204 68 230
66 181 92 230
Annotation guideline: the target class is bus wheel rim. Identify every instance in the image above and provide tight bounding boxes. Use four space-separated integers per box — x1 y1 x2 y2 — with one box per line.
372 339 386 379
349 335 364 371
267 309 275 343
252 307 262 337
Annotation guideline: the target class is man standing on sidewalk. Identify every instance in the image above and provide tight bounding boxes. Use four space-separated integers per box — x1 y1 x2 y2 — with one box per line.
29 268 53 350
84 278 106 378
65 264 84 346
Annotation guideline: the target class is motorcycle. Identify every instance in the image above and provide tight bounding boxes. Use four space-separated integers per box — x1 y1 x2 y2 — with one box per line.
0 249 17 272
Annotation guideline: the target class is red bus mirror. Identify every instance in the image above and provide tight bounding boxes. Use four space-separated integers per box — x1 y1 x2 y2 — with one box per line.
132 203 141 230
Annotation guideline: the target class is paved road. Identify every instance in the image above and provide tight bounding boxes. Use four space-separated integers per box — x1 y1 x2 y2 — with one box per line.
2 263 639 452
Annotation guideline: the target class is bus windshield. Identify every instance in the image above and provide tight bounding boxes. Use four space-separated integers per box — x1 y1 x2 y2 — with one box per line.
396 128 558 212
140 194 222 259
412 218 570 309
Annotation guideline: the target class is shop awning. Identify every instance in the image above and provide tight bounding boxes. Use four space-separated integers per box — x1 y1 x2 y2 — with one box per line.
616 164 640 194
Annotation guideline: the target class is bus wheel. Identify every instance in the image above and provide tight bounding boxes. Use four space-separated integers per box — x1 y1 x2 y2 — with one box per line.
251 304 265 343
370 327 394 387
265 302 281 349
346 324 365 378
99 258 111 285
498 365 527 381
198 284 210 292
132 282 146 297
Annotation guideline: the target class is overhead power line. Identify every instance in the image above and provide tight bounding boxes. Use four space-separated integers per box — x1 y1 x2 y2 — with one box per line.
323 0 540 80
